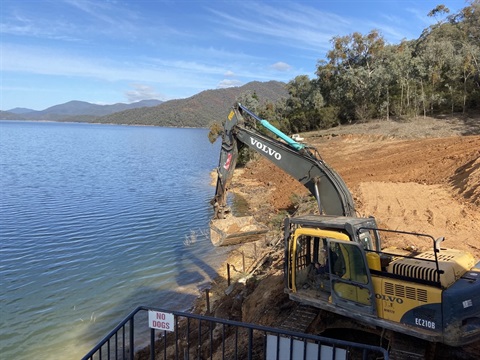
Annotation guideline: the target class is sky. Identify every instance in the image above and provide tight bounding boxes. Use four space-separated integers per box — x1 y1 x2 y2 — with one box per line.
0 0 468 111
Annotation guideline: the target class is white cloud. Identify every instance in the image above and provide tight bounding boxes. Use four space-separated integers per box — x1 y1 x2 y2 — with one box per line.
64 0 121 25
208 3 349 52
271 62 292 72
1 42 286 94
125 84 165 102
208 2 439 52
1 43 210 86
217 79 243 89
0 0 180 44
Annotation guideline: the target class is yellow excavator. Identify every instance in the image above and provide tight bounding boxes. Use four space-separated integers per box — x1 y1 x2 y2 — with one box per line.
210 104 480 352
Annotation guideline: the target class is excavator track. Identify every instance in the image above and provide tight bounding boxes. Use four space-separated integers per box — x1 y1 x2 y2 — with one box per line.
388 332 431 360
279 304 439 359
278 304 319 333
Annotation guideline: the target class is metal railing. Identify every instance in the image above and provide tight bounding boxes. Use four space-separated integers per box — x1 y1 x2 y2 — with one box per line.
82 305 388 360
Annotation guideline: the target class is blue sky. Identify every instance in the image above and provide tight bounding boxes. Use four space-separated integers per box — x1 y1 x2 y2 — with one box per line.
0 0 466 111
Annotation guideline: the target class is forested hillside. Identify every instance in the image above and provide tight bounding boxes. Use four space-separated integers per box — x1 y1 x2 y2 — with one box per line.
0 100 163 122
95 81 288 127
251 2 479 134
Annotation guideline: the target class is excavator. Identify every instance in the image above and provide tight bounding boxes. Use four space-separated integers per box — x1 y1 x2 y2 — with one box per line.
210 103 480 354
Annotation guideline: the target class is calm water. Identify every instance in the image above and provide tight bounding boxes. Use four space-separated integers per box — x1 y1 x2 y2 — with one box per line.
0 121 229 359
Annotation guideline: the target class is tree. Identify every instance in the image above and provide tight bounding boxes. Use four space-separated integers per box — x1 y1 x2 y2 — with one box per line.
236 91 260 113
416 1 479 114
284 75 324 132
428 4 450 23
257 99 289 133
323 30 386 121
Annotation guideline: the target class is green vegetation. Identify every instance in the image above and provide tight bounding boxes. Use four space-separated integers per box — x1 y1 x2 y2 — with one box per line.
3 3 477 131
210 1 479 166
253 1 479 134
95 81 288 128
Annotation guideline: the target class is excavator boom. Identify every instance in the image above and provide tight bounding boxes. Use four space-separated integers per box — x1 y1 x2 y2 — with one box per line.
210 103 355 246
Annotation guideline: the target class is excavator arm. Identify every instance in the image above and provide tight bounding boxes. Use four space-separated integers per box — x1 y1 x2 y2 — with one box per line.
210 103 356 245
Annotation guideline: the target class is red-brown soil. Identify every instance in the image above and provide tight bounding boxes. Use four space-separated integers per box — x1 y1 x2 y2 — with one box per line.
199 115 480 359
240 132 480 258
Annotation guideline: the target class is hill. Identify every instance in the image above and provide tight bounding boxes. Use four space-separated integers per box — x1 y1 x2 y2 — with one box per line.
1 99 164 122
95 81 288 127
6 107 36 114
36 99 163 117
0 111 23 120
1 81 287 127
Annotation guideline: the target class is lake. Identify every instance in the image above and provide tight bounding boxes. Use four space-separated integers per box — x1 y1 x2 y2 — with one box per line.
0 121 229 359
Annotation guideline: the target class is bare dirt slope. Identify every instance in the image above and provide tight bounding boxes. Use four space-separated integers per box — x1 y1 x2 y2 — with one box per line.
239 117 480 259
178 115 480 360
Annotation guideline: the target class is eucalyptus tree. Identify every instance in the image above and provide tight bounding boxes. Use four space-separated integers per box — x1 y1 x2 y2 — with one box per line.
324 30 387 121
236 91 260 113
257 98 290 134
458 42 480 112
452 0 480 111
382 41 422 117
316 59 350 123
284 75 325 132
312 1 478 126
415 1 479 114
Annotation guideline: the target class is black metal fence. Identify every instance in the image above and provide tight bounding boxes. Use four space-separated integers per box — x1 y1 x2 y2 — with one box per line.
82 305 388 360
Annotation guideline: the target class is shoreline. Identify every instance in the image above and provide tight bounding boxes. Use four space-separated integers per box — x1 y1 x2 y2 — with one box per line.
191 169 274 314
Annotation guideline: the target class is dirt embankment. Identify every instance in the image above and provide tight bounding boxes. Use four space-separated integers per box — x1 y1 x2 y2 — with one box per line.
238 116 480 259
141 115 480 359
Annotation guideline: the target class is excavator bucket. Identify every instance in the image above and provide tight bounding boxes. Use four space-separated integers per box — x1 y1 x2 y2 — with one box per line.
210 215 268 246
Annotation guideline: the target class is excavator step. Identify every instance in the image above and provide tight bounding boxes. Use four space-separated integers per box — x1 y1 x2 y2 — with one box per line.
279 304 319 333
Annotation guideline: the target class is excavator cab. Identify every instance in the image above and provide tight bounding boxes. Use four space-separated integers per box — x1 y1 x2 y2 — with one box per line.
286 223 377 316
284 215 480 347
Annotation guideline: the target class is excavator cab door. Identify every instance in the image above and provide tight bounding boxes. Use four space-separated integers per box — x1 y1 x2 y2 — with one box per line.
288 229 376 316
328 240 376 316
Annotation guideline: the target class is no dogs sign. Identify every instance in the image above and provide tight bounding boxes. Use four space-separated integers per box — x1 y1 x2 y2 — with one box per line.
148 310 174 332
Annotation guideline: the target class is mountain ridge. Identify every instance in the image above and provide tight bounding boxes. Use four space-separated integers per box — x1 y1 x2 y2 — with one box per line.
4 99 163 120
1 81 287 127
95 81 287 127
